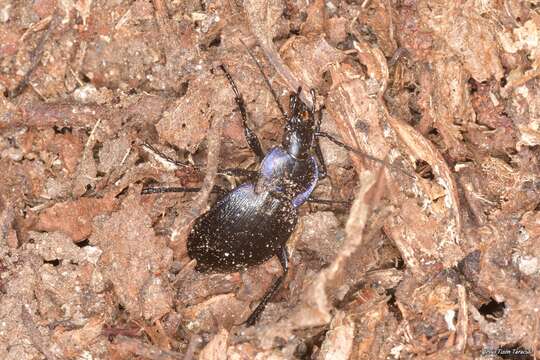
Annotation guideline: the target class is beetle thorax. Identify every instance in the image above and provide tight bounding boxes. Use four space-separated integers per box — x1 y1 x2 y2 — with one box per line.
282 118 314 160
257 147 318 205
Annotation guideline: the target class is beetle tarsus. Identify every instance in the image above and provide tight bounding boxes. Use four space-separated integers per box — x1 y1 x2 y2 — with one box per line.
245 246 289 326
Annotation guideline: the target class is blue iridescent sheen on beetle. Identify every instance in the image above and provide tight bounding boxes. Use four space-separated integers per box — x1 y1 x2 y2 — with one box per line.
143 64 342 326
184 65 325 325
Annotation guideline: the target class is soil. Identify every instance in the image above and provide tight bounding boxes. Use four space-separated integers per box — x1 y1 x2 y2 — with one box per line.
1 0 540 359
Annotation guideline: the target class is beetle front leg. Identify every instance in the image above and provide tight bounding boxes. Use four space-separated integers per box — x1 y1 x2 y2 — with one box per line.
245 246 289 326
220 65 265 161
312 97 327 179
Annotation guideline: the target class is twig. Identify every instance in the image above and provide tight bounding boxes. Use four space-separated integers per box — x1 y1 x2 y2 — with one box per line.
334 172 377 280
151 0 170 39
1 95 167 130
141 142 191 171
454 284 468 353
73 117 101 188
189 113 223 216
284 172 376 329
501 64 540 96
21 305 58 360
85 118 102 150
183 334 203 360
170 113 224 251
1 202 15 243
151 0 181 67
9 13 58 98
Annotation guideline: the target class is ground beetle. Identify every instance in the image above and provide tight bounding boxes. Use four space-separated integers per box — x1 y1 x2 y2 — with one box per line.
142 60 406 326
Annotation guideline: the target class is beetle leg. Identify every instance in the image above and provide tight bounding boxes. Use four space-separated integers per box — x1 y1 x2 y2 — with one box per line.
141 187 200 195
245 246 289 326
220 65 265 161
315 131 415 179
141 185 227 197
314 138 327 179
307 198 351 206
218 168 258 180
312 102 328 179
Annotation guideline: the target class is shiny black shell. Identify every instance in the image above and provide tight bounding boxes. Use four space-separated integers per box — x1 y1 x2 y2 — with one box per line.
187 183 298 272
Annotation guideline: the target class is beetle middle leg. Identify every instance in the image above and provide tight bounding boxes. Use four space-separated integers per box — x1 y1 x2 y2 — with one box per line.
220 64 265 162
141 184 227 197
245 246 289 326
141 168 257 195
307 198 351 206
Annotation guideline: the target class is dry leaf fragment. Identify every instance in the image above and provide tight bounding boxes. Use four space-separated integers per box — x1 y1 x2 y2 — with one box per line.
90 193 172 320
36 196 117 242
199 329 229 360
317 311 354 360
419 1 504 82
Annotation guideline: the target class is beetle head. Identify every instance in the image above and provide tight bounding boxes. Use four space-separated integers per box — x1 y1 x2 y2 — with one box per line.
282 87 316 159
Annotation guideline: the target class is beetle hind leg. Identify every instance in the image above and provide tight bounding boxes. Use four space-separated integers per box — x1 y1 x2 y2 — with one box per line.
245 246 289 326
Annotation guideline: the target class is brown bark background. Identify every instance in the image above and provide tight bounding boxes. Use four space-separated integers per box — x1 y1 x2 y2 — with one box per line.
1 0 539 358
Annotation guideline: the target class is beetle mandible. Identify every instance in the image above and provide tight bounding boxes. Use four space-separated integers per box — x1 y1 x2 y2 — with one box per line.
142 61 402 326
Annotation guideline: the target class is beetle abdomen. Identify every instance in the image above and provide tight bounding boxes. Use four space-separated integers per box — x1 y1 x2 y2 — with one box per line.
187 183 298 272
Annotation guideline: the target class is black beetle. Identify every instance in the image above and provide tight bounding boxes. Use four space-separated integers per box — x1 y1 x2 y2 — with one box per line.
188 64 326 326
142 62 408 325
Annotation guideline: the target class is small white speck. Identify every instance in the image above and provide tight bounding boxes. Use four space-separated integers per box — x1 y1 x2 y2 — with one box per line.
444 309 456 331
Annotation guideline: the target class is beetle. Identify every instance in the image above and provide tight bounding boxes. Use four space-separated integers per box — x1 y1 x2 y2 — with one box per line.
142 61 410 326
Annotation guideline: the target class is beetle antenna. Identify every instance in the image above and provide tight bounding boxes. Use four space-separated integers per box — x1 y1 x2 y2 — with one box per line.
315 131 416 179
290 87 303 118
239 38 287 119
310 89 317 126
